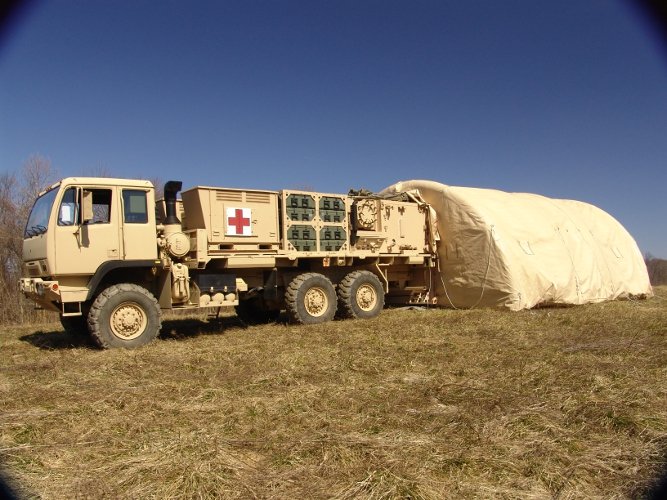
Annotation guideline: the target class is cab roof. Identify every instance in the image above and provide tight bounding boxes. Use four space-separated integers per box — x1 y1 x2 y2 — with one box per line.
40 177 155 196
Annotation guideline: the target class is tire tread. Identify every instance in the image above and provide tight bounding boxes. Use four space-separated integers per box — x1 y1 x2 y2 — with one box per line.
88 283 161 349
337 270 384 319
285 273 336 324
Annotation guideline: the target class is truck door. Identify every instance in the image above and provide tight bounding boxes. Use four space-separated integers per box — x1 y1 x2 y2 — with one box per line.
120 188 158 260
53 185 121 275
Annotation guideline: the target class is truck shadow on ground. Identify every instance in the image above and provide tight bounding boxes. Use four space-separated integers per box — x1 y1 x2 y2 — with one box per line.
19 315 284 350
19 330 98 350
159 315 267 341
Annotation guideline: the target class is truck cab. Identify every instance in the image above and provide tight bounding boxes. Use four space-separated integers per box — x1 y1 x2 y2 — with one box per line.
21 177 158 317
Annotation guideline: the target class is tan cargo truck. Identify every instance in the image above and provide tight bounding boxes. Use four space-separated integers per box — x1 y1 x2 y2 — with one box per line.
20 177 438 348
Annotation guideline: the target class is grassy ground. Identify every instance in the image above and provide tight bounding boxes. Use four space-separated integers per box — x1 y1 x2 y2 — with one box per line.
1 288 666 499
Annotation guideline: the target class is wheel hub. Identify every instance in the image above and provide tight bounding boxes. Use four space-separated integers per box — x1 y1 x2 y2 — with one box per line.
356 284 377 311
304 287 328 317
110 302 147 340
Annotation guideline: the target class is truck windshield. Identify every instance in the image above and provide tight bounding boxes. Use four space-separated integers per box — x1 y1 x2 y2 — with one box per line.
24 187 58 238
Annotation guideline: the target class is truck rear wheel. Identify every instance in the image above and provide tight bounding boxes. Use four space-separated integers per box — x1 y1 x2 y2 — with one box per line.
337 270 384 319
87 284 162 349
285 273 337 324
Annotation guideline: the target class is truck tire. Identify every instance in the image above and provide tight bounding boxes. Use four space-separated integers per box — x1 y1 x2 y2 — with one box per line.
60 316 89 336
337 270 385 319
285 273 337 324
87 284 162 349
235 296 280 324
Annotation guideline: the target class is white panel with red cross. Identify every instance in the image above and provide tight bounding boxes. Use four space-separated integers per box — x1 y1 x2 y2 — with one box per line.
225 207 252 236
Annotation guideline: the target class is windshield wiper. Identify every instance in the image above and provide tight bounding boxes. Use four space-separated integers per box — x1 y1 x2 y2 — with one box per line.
26 225 47 237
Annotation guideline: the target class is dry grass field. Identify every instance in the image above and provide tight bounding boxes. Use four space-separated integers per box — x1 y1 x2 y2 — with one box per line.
1 288 666 499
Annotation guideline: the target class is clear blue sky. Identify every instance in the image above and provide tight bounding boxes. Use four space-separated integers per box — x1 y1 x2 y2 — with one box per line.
1 0 666 257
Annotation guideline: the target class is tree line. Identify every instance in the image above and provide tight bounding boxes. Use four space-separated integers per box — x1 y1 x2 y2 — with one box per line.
1 156 57 324
645 256 667 286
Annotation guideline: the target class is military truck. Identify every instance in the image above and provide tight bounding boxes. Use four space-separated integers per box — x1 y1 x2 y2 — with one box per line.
20 177 438 348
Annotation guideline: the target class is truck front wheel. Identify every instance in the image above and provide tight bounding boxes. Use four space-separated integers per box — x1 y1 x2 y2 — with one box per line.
337 271 385 319
87 284 162 349
285 273 337 324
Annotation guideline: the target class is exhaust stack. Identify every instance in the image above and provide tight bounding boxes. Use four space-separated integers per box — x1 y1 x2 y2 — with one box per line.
163 180 183 225
161 180 189 258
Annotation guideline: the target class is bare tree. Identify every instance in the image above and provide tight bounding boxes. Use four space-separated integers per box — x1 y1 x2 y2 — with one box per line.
646 257 667 286
80 163 113 178
0 155 57 324
0 172 19 288
145 176 165 200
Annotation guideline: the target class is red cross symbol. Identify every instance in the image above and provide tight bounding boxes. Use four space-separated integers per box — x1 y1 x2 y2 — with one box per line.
227 208 251 235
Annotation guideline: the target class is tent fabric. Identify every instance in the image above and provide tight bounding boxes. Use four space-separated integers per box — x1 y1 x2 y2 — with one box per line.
381 180 653 310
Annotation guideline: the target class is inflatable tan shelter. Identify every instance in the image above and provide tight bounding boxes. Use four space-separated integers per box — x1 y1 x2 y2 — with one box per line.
381 180 652 310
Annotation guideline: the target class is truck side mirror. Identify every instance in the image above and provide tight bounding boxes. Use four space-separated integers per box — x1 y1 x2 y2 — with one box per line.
82 190 94 223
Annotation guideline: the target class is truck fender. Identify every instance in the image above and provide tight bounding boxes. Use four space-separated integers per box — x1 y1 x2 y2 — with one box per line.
85 260 159 301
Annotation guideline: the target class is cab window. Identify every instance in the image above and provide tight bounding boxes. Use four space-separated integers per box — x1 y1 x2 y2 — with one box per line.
89 189 112 224
57 188 79 226
123 190 148 223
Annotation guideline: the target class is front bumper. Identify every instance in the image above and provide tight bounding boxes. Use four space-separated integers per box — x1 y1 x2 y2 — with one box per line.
20 277 62 312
